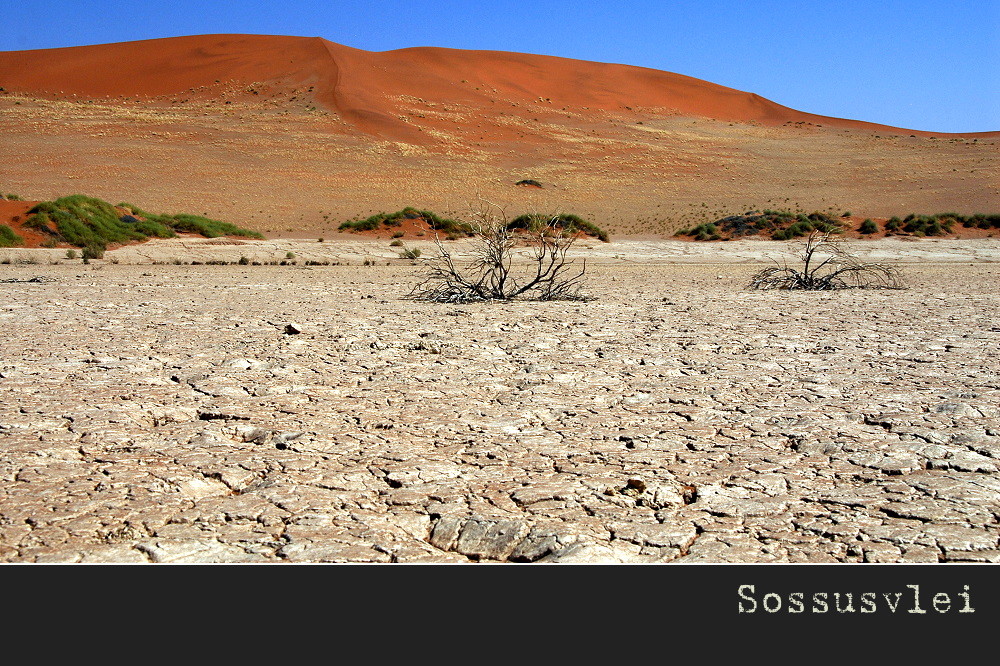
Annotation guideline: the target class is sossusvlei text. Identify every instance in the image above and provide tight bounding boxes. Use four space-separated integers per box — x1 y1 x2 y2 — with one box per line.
738 584 975 614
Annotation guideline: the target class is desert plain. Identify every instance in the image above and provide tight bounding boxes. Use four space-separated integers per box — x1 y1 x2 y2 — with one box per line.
0 237 998 563
1 35 999 563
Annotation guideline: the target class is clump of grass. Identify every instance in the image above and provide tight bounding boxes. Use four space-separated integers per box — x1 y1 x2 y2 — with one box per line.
771 212 843 240
680 222 720 241
877 212 999 236
399 247 422 259
0 224 24 247
26 195 166 253
859 219 879 234
963 213 1000 229
119 202 263 239
676 209 841 241
24 195 261 254
339 207 474 236
507 213 610 242
81 244 104 260
902 214 950 236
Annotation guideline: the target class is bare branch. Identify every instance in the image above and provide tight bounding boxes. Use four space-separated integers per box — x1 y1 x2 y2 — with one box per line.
409 202 594 303
748 231 905 291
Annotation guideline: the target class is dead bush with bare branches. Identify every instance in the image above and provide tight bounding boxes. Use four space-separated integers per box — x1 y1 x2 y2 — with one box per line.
749 231 905 290
409 200 592 303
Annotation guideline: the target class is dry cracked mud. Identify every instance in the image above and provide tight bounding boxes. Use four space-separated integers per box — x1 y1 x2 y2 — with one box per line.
1 240 999 563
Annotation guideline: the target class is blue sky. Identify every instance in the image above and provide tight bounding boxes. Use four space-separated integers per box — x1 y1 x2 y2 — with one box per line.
2 0 997 133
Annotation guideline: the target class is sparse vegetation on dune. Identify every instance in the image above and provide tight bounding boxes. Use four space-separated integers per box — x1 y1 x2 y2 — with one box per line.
23 194 261 253
873 212 1000 237
118 202 263 239
963 213 1000 229
0 224 24 247
27 195 169 256
339 207 610 242
901 214 951 236
859 219 879 234
895 212 1000 235
676 210 844 241
339 207 474 236
675 222 721 241
674 209 1000 241
506 213 610 242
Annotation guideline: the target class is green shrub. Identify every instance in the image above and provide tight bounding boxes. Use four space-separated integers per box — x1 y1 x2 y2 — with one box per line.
962 213 1000 229
339 208 474 236
81 243 104 260
24 195 261 253
26 195 157 252
507 213 610 242
0 224 24 247
399 247 422 259
694 209 839 240
338 216 381 231
902 215 948 236
146 212 261 239
859 219 879 234
679 222 720 241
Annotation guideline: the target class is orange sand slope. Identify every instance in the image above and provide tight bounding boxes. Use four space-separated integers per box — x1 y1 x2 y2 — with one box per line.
2 34 990 142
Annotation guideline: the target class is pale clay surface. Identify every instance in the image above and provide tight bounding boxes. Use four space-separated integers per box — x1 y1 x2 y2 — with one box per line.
1 237 999 563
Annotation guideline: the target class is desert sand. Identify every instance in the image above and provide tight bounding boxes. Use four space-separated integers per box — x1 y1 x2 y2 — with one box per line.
1 35 997 239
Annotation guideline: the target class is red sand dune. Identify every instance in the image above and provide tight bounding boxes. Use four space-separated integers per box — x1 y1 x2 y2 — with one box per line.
0 200 50 247
1 33 981 142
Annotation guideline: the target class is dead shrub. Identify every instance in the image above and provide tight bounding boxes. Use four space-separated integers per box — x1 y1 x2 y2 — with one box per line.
749 231 905 290
410 199 592 303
